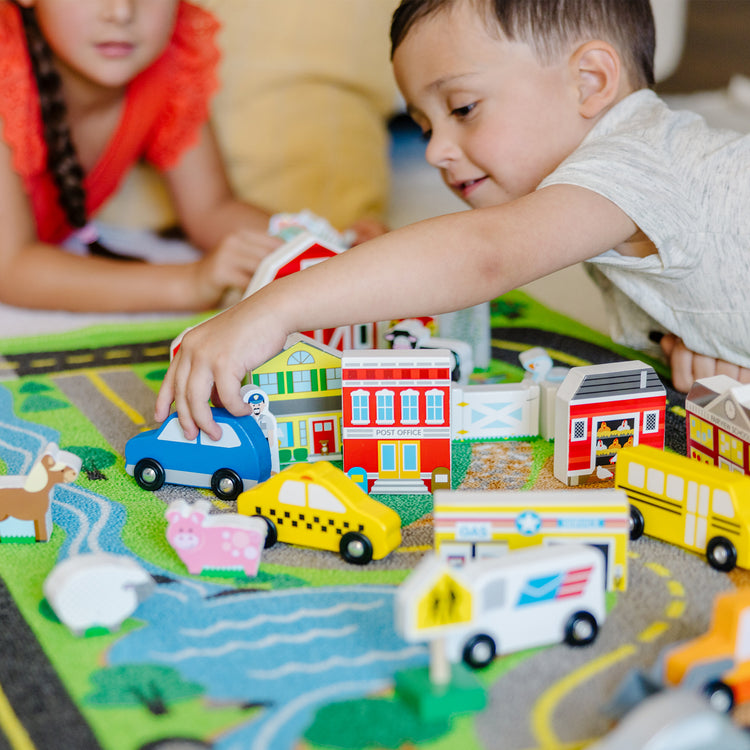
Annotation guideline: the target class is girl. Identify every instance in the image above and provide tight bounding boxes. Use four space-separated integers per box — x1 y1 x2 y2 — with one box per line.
0 0 281 312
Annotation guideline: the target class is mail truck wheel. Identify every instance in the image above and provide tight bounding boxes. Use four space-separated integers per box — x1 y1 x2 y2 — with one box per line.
564 611 598 646
340 532 373 565
462 634 496 669
706 537 737 572
134 458 165 492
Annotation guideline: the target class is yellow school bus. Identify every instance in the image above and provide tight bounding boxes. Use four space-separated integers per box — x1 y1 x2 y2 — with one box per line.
614 444 750 571
432 488 630 591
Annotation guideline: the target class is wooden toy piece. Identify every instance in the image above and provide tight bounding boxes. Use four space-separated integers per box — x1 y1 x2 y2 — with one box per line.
0 442 81 542
165 499 267 578
341 348 452 495
248 334 343 466
615 444 750 572
125 407 272 502
384 318 474 385
451 381 540 442
553 361 666 486
44 552 154 637
237 461 402 565
519 346 570 440
686 374 750 475
395 545 606 671
240 385 280 474
433 488 630 591
658 589 750 713
589 689 750 750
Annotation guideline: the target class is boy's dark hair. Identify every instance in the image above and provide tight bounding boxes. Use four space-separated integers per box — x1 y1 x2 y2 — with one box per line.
391 0 655 89
16 3 126 258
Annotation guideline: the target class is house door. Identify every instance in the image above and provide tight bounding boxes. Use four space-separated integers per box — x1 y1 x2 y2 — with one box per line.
378 441 421 479
313 419 336 454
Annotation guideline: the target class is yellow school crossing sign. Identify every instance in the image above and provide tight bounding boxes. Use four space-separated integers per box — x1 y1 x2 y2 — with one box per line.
396 554 475 641
417 572 473 630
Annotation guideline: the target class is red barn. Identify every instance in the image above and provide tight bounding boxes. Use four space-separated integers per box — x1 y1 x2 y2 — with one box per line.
553 361 666 485
342 349 452 494
244 232 384 351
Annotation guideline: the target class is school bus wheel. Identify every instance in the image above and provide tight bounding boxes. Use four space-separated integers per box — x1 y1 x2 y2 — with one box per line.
706 537 737 572
703 679 735 713
629 506 644 541
339 532 374 565
462 634 497 669
564 611 599 646
254 515 278 548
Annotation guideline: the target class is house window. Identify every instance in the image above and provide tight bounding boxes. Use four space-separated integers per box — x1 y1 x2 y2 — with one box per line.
401 390 419 424
325 367 342 390
255 372 281 395
287 351 314 365
425 389 444 424
376 389 395 424
351 390 370 424
278 421 294 448
642 410 660 434
571 418 587 441
291 370 312 393
298 420 308 447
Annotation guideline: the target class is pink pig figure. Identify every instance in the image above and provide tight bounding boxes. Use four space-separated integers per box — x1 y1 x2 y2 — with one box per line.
165 499 267 578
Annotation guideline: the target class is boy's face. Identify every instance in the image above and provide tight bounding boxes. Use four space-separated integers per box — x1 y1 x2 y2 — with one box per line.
393 1 592 209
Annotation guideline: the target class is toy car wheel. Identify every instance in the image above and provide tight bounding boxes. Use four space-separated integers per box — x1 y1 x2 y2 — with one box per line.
254 516 277 548
703 680 735 713
564 611 599 646
706 536 737 572
339 532 374 565
629 505 644 540
210 469 243 502
462 634 496 669
134 458 165 492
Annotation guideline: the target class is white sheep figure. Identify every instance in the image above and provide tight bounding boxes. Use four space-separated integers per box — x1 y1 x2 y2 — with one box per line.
44 552 155 637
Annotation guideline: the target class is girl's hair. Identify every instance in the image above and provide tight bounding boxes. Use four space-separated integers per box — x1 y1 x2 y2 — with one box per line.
391 0 656 89
17 3 125 257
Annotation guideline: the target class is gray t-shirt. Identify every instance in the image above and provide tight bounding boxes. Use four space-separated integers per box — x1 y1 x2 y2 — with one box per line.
539 89 750 367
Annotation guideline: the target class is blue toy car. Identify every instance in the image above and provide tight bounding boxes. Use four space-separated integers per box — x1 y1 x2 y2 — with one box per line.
125 408 272 502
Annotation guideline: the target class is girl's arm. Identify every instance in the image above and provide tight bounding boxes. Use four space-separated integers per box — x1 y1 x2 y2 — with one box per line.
0 134 277 313
156 183 638 439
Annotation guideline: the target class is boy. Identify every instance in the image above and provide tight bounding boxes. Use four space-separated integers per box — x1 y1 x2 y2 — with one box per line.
157 0 750 440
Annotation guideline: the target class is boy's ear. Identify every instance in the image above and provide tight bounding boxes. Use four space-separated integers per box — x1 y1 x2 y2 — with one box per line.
570 40 622 119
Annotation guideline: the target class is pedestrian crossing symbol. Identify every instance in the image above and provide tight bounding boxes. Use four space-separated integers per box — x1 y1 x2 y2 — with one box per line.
416 572 473 630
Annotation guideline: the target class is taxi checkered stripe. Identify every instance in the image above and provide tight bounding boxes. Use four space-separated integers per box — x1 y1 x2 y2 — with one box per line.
254 505 365 535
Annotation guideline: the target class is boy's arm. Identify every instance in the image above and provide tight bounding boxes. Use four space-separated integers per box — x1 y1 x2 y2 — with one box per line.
156 183 637 439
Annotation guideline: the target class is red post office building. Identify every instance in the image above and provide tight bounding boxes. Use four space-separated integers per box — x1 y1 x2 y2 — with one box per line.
342 350 452 494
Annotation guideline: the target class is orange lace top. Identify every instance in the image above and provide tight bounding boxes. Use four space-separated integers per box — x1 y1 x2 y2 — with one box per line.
0 1 220 243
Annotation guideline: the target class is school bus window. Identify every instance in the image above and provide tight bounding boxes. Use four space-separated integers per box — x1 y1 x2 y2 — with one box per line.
647 468 665 495
713 489 734 518
308 485 345 514
666 474 684 501
480 579 506 612
628 461 645 488
279 480 306 507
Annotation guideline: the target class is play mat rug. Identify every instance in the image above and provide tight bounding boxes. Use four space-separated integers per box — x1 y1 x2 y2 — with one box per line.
0 290 735 750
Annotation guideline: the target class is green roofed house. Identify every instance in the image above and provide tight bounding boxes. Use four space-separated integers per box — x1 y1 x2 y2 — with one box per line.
251 334 343 466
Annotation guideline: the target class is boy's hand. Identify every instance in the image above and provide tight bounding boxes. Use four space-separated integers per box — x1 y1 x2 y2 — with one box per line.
659 334 750 393
154 297 288 440
191 229 282 309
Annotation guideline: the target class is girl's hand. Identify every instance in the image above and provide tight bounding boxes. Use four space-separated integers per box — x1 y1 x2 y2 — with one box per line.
190 229 282 309
659 334 750 392
155 293 288 440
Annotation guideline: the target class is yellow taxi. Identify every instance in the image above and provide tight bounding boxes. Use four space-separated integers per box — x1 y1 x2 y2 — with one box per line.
237 462 402 564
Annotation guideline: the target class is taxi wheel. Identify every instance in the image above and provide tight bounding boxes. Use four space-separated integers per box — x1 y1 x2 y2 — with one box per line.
134 458 165 492
340 532 374 565
210 469 243 502
254 516 277 548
